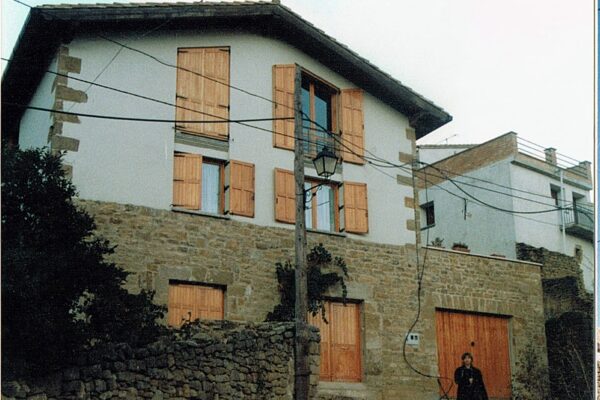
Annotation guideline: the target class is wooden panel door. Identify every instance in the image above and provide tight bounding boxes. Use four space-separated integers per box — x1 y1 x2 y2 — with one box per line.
168 282 224 327
308 301 361 382
435 309 511 399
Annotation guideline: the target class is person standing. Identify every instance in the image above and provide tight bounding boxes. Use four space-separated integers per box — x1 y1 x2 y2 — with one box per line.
454 352 488 400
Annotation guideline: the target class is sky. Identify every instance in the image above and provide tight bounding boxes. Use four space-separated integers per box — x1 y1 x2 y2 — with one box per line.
1 0 596 166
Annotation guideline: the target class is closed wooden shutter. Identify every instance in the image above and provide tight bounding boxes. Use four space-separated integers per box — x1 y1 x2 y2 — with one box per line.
176 47 230 139
308 301 361 382
272 65 296 150
435 310 512 399
229 160 255 217
344 182 368 233
274 168 296 223
340 89 365 164
173 153 202 209
168 282 224 327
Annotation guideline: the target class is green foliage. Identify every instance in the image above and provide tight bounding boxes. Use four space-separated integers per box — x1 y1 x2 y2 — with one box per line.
430 237 444 247
1 147 165 378
265 243 348 322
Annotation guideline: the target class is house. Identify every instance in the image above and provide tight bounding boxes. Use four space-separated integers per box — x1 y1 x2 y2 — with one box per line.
3 2 549 398
416 132 594 292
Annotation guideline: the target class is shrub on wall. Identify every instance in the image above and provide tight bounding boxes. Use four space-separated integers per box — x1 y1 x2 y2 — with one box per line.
1 147 165 378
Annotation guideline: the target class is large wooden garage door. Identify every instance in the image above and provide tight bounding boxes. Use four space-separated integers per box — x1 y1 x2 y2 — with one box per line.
435 309 511 399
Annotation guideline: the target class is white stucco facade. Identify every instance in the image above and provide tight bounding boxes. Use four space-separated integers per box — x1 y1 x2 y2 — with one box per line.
418 146 594 291
19 31 416 246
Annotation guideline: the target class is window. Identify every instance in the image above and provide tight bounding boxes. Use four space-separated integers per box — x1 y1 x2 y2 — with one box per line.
168 281 224 327
308 301 362 382
173 153 255 217
274 169 369 234
305 181 338 232
301 75 337 159
550 186 560 206
272 65 365 165
176 47 230 140
420 202 435 228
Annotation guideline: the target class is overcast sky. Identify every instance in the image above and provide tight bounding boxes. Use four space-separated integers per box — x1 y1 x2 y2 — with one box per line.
1 0 595 165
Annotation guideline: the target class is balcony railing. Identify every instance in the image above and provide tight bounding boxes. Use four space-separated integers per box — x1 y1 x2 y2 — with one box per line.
562 202 594 241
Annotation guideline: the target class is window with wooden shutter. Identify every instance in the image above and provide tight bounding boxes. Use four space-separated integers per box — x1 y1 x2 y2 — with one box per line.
308 301 362 382
340 89 365 164
435 309 512 399
176 47 230 140
168 282 224 327
173 153 202 209
272 65 296 149
343 182 368 234
274 168 296 223
229 160 255 217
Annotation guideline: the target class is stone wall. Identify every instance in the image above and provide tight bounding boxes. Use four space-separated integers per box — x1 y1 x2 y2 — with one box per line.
1 321 320 400
78 200 548 399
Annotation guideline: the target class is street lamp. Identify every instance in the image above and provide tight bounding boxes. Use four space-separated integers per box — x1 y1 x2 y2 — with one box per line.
312 146 338 179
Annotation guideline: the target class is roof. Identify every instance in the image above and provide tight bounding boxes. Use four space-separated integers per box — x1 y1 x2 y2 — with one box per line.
2 1 452 141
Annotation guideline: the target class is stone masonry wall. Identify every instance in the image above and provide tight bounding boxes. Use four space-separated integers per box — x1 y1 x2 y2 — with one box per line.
79 200 548 400
1 321 320 400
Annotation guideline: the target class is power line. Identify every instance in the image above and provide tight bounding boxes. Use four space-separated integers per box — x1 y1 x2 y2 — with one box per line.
3 102 295 124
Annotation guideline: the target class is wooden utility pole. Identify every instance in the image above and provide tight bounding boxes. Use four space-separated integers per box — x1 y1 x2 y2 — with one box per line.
293 65 310 400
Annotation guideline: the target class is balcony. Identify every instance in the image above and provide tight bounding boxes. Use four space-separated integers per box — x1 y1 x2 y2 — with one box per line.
562 202 594 241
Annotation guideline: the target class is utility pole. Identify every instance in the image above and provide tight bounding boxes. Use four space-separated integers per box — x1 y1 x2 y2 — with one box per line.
293 65 309 400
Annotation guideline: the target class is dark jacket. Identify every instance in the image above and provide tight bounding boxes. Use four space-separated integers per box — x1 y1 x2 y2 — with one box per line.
454 365 488 400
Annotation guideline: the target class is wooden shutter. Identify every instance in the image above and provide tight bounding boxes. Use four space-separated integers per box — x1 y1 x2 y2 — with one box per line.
274 168 296 223
168 282 224 327
176 47 230 139
435 310 512 399
272 65 296 150
308 302 361 382
344 182 368 233
229 160 255 217
340 89 365 164
173 153 202 209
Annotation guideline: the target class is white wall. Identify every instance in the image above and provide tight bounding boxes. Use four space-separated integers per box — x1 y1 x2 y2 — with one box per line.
509 163 594 291
418 159 517 257
19 56 57 149
41 30 416 246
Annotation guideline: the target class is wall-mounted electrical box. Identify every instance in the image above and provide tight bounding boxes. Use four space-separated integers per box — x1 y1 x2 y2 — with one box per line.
406 332 420 346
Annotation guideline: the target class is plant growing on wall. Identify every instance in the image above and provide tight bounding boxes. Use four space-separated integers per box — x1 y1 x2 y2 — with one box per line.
266 243 348 322
2 147 166 378
430 237 445 248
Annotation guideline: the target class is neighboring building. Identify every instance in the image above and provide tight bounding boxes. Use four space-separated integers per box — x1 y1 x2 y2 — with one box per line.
417 132 594 292
3 2 549 398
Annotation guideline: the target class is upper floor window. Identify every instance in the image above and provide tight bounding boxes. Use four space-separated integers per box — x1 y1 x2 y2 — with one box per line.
272 65 365 165
420 201 435 228
176 47 230 140
173 152 255 217
274 169 368 234
305 180 338 233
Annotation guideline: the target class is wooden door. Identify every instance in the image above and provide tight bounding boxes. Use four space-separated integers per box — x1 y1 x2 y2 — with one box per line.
168 282 224 327
308 301 361 382
435 309 511 399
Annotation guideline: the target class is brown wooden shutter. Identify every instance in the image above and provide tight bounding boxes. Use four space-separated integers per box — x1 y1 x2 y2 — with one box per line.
435 310 512 399
274 168 296 223
272 65 296 150
168 283 224 327
176 47 230 139
340 89 365 164
344 182 368 233
308 302 361 382
173 153 202 209
229 160 255 217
